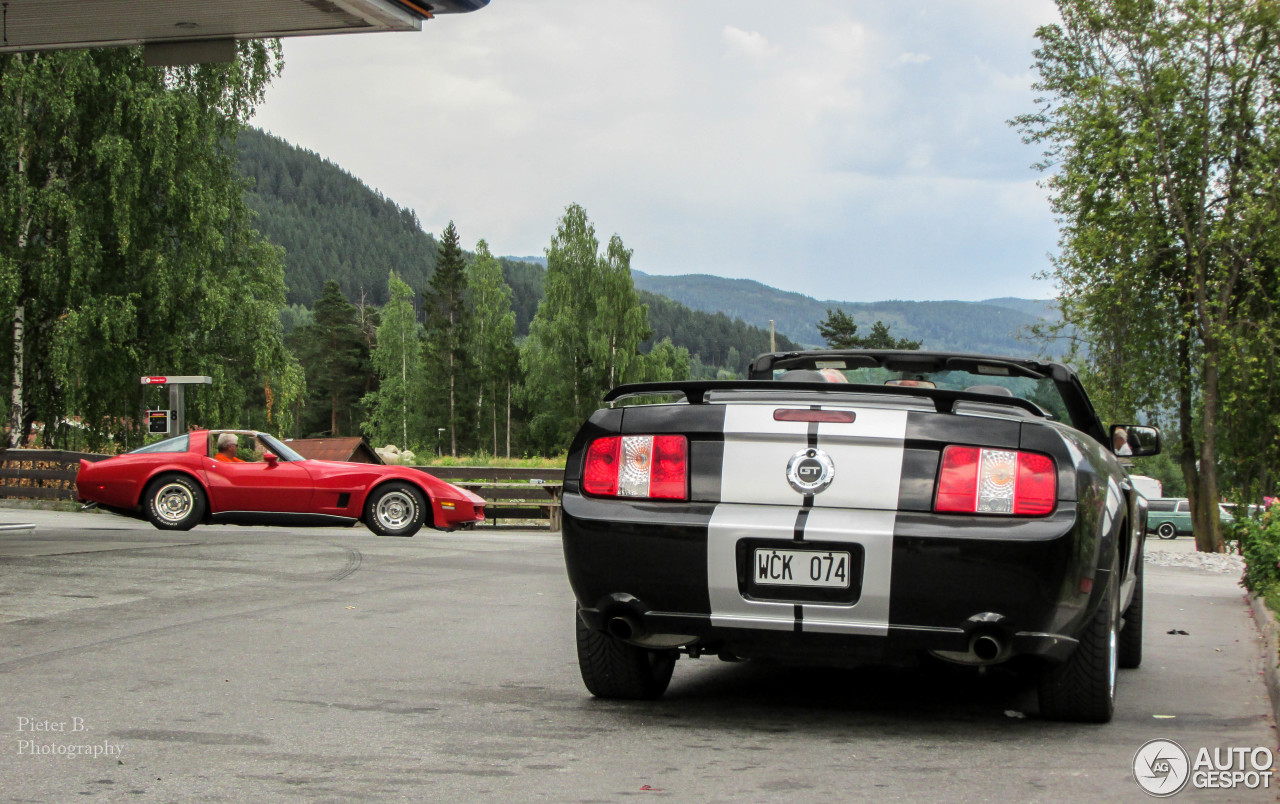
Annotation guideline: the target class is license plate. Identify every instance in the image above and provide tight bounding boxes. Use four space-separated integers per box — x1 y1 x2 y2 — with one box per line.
754 548 851 588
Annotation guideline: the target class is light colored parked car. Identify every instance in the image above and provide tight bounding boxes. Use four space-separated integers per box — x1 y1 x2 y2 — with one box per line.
1146 497 1233 539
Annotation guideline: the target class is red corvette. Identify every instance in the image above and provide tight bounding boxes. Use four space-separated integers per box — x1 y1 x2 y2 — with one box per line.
75 430 485 537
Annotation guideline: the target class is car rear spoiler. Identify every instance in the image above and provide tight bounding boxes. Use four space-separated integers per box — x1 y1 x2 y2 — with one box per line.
602 380 1048 417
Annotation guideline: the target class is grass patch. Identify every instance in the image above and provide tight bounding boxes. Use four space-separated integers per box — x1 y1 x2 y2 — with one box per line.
404 454 567 470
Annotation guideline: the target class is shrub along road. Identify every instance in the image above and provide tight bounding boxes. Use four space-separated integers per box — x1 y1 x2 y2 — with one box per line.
0 510 1274 801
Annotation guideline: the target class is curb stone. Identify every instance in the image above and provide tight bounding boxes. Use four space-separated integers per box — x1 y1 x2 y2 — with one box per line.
1248 593 1280 737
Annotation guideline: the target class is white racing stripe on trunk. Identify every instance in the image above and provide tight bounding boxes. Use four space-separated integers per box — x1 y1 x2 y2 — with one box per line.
708 403 908 633
708 505 801 631
719 405 908 508
799 509 895 635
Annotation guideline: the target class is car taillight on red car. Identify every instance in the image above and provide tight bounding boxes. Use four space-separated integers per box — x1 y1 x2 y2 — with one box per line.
583 435 688 500
934 445 1056 516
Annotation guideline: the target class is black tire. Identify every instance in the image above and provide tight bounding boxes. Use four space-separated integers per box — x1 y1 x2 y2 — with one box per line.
142 474 205 531
363 482 426 537
1118 557 1143 670
1157 522 1177 540
575 609 675 700
1037 557 1119 723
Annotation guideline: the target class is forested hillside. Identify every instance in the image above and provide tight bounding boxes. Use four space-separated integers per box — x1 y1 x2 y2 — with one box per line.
237 129 794 374
632 272 1059 357
238 128 439 306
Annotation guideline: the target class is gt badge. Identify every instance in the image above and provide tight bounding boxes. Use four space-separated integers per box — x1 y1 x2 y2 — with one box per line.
787 447 835 495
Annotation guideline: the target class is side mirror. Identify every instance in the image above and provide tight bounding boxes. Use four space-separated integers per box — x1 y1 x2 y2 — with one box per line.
1110 424 1161 457
263 452 278 468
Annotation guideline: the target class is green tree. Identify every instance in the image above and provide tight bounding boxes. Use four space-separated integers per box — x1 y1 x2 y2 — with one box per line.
817 308 860 349
1015 0 1280 552
467 240 518 457
0 43 297 449
291 280 368 437
589 235 651 389
639 338 691 383
362 272 421 449
817 309 920 350
522 204 653 453
421 221 474 457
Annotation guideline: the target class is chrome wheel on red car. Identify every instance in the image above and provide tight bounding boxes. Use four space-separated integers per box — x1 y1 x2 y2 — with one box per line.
365 482 425 537
143 474 205 531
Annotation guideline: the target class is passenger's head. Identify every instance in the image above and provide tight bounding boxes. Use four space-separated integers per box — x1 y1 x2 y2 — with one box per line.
1113 427 1128 451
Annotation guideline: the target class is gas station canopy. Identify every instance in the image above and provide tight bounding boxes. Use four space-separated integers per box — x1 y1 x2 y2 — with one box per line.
0 0 489 56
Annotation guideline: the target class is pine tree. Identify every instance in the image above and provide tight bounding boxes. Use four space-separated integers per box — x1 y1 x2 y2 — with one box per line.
817 309 860 349
817 309 919 350
420 221 474 457
290 281 368 437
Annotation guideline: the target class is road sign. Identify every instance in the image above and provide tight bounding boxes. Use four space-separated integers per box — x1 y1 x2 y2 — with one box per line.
147 410 171 435
140 376 212 386
141 376 211 435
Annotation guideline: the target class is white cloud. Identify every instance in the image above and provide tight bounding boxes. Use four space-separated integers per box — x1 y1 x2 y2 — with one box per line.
722 25 776 60
251 1 1061 302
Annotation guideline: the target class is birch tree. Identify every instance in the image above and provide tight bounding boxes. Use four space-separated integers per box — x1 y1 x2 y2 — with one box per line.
466 240 517 457
1015 0 1280 551
522 204 653 453
363 272 421 449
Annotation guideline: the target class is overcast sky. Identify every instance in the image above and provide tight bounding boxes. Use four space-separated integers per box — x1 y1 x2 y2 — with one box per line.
251 0 1062 302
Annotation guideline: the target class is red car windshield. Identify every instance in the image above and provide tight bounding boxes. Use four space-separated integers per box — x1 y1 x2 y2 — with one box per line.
129 434 190 454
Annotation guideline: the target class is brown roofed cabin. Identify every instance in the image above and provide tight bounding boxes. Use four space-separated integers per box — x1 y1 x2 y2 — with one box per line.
286 437 383 465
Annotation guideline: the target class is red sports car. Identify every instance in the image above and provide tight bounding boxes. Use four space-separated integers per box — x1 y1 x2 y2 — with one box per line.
75 430 485 537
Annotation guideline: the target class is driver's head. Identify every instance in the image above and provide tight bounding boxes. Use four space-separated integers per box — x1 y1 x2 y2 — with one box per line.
217 433 239 456
1113 427 1128 450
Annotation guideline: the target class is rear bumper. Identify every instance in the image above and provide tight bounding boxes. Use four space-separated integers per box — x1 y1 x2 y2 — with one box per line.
575 606 1079 663
563 494 1099 664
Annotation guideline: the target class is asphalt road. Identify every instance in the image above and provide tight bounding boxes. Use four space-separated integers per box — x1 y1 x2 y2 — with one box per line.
0 508 1275 803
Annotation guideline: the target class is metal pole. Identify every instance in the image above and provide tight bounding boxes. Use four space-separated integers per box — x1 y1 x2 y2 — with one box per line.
169 384 185 435
770 320 776 352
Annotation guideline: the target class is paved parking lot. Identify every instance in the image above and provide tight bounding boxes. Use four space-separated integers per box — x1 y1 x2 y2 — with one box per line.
0 509 1275 802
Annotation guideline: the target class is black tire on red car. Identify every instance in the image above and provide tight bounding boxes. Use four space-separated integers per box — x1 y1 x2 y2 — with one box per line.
142 473 206 531
364 482 426 537
1156 522 1177 540
1037 555 1119 723
1119 557 1143 670
575 608 675 700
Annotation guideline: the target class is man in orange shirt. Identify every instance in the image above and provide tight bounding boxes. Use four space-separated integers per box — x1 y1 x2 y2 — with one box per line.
215 433 246 462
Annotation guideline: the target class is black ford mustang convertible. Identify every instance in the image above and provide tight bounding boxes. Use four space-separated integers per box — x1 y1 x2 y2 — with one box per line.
561 350 1160 723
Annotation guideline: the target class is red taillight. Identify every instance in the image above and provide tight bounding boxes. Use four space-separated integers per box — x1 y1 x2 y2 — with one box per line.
934 445 1056 516
649 436 687 499
935 446 980 512
583 436 621 497
1014 452 1056 515
582 435 688 500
